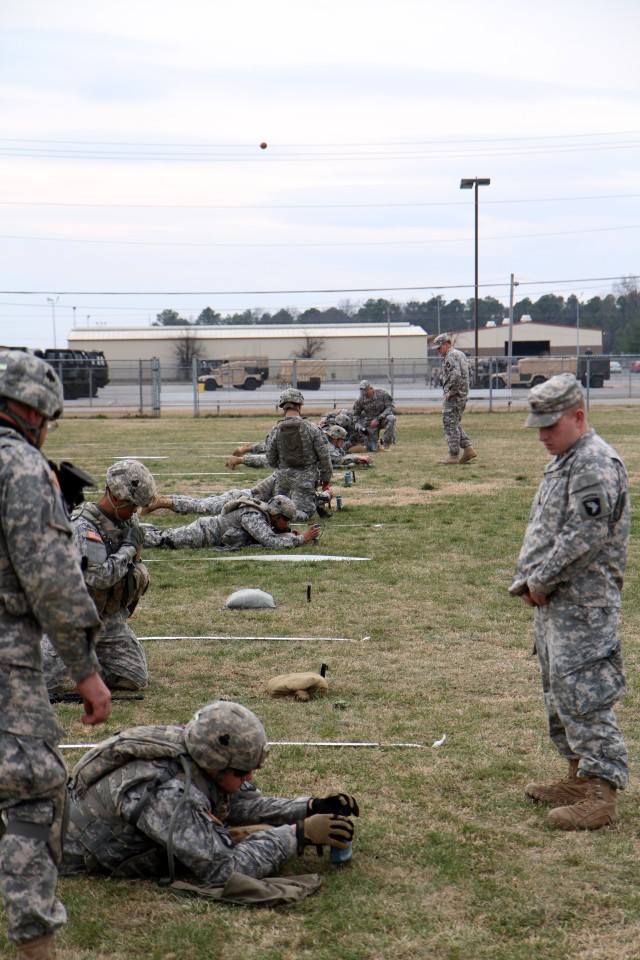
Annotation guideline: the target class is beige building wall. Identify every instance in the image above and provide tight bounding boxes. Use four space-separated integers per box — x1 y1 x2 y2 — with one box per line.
440 320 602 356
68 323 428 367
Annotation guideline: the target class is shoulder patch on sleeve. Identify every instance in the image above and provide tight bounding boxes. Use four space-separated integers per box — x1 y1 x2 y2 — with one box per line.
86 530 104 543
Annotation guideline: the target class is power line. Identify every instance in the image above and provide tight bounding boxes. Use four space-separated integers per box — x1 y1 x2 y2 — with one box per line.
1 223 638 250
1 192 638 211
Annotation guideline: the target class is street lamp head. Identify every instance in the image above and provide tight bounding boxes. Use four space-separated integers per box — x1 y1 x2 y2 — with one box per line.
460 177 491 189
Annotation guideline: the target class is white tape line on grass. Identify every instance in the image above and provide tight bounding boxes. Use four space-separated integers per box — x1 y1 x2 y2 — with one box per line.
138 634 360 642
61 740 427 750
144 554 371 563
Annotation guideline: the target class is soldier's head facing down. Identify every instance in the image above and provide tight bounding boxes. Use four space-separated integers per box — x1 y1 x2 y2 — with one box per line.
433 333 452 356
279 388 304 411
0 350 63 449
358 380 374 398
525 374 588 457
104 459 157 520
184 700 267 792
326 424 347 446
265 493 298 531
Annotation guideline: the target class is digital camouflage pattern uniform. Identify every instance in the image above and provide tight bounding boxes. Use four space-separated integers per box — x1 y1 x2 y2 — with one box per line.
510 428 630 789
142 499 307 551
42 502 150 692
440 347 471 456
265 417 333 521
60 725 309 884
0 425 101 945
352 387 396 447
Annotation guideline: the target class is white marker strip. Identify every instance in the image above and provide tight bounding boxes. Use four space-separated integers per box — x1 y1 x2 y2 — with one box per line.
144 554 371 563
61 740 427 750
138 634 359 642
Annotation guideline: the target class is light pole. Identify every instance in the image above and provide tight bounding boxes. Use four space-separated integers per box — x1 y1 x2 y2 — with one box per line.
460 177 490 381
46 296 60 349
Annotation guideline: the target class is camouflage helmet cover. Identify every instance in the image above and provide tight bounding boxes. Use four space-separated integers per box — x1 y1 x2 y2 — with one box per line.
106 459 157 507
326 425 347 440
279 388 305 410
0 350 64 420
184 700 268 772
265 494 297 520
335 412 352 429
433 333 452 348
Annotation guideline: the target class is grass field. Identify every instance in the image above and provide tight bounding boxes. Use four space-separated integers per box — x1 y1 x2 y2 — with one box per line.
5 407 640 960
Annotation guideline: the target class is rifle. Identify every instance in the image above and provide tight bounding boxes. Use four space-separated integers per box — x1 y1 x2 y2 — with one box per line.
48 460 96 512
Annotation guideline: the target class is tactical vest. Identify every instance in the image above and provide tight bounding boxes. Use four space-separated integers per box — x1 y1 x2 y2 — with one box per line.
75 503 150 617
68 725 221 878
274 417 309 468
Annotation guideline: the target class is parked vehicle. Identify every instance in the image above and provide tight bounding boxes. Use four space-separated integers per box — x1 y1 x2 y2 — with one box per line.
478 355 610 390
198 356 268 391
37 348 102 399
276 358 325 390
610 360 622 374
630 360 640 373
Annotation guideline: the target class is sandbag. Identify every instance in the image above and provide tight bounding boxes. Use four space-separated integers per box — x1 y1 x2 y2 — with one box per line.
224 589 276 610
267 671 329 702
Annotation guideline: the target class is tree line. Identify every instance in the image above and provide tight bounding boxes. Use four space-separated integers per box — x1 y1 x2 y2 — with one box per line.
154 279 640 353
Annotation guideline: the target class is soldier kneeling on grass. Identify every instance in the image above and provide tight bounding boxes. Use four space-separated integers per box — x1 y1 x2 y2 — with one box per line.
60 701 358 890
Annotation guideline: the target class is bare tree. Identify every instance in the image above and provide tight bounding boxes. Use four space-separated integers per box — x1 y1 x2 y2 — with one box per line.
172 331 205 381
294 336 325 358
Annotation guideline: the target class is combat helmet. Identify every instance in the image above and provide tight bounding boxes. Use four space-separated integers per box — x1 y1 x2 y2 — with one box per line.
279 388 304 410
326 425 347 440
184 701 268 773
0 350 64 446
335 412 352 429
265 494 297 520
106 459 157 507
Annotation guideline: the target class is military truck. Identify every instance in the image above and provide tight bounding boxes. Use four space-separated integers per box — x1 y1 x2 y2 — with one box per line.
478 355 610 390
37 349 99 399
276 359 325 391
198 356 269 391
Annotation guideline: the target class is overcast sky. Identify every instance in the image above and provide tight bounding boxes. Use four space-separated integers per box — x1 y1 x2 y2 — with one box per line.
0 0 638 350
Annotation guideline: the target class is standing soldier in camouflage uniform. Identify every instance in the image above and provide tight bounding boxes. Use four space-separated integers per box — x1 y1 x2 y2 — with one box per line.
352 381 396 451
510 374 630 830
265 389 333 521
61 700 357 886
432 333 476 464
0 350 111 960
42 459 157 693
141 494 322 550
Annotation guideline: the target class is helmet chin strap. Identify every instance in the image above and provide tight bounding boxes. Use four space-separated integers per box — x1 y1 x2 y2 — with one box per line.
106 486 132 521
0 399 44 448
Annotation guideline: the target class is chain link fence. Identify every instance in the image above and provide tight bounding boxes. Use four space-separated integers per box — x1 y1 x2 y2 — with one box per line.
59 355 640 416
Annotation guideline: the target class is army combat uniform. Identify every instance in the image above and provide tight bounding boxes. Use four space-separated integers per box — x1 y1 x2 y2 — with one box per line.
43 503 150 691
510 428 630 789
60 725 309 885
352 387 396 448
0 425 101 945
440 347 472 457
142 499 307 551
265 418 332 521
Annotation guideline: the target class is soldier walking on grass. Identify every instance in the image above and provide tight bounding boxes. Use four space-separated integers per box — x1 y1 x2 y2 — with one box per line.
432 333 476 465
509 374 630 830
0 350 111 960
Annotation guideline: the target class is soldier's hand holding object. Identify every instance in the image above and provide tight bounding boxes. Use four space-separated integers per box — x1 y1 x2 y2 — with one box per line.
300 814 355 849
309 793 360 817
121 523 144 551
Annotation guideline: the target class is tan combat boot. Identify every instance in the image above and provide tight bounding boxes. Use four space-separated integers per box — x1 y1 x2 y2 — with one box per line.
17 933 56 960
225 456 244 469
140 493 173 515
548 776 617 831
525 759 588 805
459 446 477 463
438 453 460 465
232 443 254 457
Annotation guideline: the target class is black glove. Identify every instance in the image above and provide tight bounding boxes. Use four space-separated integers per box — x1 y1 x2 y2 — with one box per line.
121 523 144 551
296 814 354 852
309 793 360 817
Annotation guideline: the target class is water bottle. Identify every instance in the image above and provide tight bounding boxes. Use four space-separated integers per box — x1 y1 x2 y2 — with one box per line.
330 842 353 865
336 495 343 510
344 472 352 487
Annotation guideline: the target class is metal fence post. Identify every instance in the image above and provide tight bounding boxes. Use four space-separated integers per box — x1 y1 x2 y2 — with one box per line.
151 357 161 417
138 359 144 416
192 356 199 417
585 356 591 412
389 357 395 396
292 359 298 389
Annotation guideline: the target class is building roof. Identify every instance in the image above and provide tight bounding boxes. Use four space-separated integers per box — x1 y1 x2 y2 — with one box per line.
68 322 426 343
